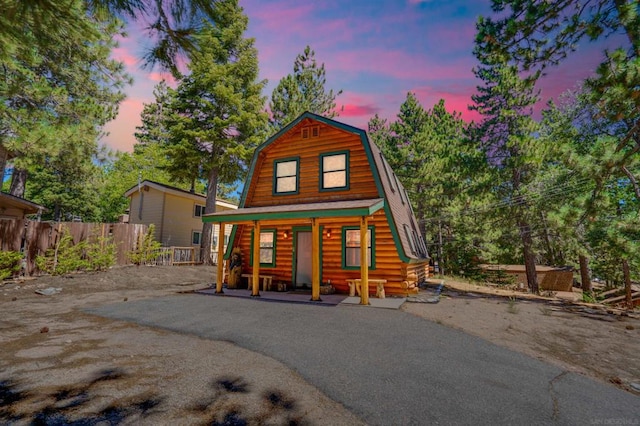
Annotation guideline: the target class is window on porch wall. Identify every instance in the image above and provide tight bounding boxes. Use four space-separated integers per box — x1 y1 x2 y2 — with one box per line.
342 227 374 269
250 229 276 267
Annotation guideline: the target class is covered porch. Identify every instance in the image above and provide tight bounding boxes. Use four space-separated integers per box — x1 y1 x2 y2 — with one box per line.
203 198 385 305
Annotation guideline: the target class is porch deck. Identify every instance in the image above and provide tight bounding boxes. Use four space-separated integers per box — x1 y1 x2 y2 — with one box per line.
195 287 406 309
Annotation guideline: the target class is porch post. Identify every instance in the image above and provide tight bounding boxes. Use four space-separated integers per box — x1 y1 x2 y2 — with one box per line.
251 220 261 297
311 218 321 301
360 215 369 305
215 222 225 293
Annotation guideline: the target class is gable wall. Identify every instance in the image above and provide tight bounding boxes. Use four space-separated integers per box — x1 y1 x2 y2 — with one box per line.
128 189 165 242
161 193 204 246
246 122 380 207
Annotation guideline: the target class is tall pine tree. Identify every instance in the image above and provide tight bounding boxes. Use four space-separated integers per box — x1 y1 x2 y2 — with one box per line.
269 46 342 131
164 0 267 263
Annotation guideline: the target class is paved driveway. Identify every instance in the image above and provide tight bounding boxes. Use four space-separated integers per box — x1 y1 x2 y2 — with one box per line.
88 294 640 425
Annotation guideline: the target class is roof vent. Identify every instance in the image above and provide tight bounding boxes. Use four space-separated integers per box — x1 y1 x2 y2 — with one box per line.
301 125 320 139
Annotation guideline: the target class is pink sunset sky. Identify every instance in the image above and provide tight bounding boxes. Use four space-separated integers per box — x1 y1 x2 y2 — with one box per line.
103 0 612 153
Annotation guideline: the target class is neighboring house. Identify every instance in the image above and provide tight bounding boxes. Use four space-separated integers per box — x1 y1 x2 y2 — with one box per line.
0 192 45 220
125 180 237 255
203 112 429 301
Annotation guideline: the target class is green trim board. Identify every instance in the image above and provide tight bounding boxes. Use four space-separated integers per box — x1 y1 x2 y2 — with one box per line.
319 150 350 192
341 225 375 270
203 198 385 223
249 228 277 267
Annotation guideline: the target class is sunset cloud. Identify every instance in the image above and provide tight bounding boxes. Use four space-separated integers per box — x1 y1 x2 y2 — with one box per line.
101 0 609 152
102 98 147 152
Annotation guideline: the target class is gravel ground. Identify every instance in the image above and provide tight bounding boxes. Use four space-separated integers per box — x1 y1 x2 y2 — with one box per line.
1 265 638 424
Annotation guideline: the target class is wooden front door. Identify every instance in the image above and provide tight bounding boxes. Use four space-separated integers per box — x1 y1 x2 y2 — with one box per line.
294 231 312 288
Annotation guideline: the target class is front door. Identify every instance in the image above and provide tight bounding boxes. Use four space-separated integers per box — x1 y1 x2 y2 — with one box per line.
294 231 312 289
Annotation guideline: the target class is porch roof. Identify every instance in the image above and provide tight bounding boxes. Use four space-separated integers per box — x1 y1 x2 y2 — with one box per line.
202 198 385 224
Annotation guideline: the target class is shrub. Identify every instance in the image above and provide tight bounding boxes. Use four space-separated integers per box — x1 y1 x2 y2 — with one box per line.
36 229 89 275
0 251 23 280
128 224 162 265
86 236 117 271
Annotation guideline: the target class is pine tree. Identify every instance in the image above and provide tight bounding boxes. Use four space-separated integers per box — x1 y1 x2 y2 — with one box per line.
470 58 542 292
0 0 220 76
476 0 639 299
369 95 468 274
164 0 267 263
0 1 129 202
269 46 342 131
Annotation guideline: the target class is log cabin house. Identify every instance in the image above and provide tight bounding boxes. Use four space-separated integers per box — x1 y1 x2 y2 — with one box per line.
203 112 429 304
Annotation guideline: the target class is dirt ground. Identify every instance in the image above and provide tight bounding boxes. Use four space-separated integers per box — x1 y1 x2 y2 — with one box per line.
1 265 639 424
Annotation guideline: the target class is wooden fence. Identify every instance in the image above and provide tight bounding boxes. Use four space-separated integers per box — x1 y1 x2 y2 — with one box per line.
0 219 148 275
146 247 202 266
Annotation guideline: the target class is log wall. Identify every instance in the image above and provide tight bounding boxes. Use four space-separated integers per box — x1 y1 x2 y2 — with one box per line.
247 120 379 207
233 211 422 296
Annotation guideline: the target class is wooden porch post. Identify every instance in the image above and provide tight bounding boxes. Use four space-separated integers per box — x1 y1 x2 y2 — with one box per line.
252 220 261 297
311 218 321 301
215 222 225 293
360 215 369 305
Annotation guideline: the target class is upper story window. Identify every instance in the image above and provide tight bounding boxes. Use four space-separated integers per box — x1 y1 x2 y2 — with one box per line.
194 204 205 217
274 157 299 195
320 151 349 191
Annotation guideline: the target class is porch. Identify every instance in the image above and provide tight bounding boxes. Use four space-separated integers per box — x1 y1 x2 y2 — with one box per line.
195 286 407 309
203 198 386 305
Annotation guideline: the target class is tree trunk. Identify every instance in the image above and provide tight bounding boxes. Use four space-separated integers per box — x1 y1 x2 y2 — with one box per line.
438 219 444 276
200 167 219 265
622 258 632 309
579 255 591 294
518 218 539 293
9 167 27 197
0 145 9 185
539 211 556 265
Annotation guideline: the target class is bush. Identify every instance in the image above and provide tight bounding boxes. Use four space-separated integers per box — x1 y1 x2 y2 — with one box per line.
86 236 117 271
36 230 88 275
35 226 116 275
128 224 162 265
0 251 23 280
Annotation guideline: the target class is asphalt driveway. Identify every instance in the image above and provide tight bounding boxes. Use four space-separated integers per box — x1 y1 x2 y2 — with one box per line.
87 294 640 425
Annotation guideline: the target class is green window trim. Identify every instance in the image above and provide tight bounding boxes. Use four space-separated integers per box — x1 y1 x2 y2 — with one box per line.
319 150 349 191
273 157 300 195
341 225 375 270
250 229 277 267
